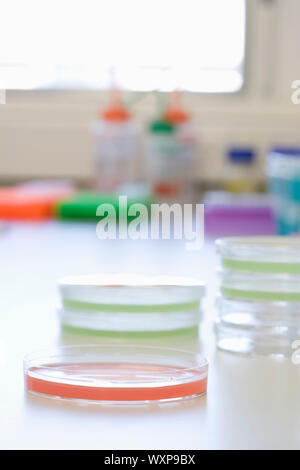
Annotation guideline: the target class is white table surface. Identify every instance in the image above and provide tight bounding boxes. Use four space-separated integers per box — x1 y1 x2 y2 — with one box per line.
0 222 299 450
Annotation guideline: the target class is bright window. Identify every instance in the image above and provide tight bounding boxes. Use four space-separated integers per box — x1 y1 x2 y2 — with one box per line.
0 0 246 92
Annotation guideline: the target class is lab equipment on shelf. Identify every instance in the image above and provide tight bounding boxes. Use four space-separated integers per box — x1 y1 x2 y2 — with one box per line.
91 89 139 193
267 147 300 234
203 191 275 237
223 147 257 193
146 92 197 202
55 191 152 221
0 181 74 221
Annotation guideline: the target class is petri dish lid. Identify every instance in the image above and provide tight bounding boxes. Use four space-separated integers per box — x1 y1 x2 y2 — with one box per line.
216 236 300 272
217 296 300 327
58 274 205 312
24 345 208 404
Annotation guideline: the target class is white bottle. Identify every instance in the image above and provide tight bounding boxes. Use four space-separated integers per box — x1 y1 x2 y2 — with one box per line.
147 92 197 202
92 90 139 192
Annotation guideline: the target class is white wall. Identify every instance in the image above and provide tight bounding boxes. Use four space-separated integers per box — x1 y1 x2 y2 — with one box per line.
1 0 300 183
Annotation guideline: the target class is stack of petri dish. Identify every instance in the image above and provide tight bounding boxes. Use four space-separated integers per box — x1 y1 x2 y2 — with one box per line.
58 274 205 336
215 236 300 357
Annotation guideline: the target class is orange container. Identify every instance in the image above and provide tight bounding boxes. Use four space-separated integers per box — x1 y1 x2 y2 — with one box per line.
0 185 74 220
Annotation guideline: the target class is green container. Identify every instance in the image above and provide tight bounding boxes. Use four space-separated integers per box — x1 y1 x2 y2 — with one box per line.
56 191 153 221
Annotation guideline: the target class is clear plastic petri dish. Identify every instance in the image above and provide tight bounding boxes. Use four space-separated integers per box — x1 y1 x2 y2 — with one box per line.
216 236 300 274
24 345 208 404
219 268 300 302
58 307 201 335
215 296 300 357
215 318 300 357
58 274 205 334
215 237 300 356
217 296 300 329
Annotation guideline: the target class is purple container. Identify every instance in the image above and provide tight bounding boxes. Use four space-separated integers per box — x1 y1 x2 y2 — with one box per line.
203 192 276 237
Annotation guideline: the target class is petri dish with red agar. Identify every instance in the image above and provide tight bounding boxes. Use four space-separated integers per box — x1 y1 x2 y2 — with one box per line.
24 345 208 404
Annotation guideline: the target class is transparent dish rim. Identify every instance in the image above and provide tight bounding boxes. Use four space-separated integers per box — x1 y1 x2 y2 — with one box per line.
24 344 208 374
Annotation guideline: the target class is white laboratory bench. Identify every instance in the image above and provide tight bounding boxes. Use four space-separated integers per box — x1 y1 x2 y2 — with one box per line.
0 222 299 450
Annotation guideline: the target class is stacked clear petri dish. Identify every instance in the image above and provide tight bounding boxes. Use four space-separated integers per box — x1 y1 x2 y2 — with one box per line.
215 236 300 357
58 274 205 336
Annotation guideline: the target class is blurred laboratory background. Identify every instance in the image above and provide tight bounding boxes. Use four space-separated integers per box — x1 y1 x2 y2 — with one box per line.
0 0 299 235
2 0 300 451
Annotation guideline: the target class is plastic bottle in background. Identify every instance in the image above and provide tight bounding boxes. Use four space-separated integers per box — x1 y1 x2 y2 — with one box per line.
267 147 300 235
91 89 139 193
223 147 258 193
146 91 197 202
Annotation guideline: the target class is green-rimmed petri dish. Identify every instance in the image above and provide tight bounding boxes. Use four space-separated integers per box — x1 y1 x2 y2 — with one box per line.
58 274 205 334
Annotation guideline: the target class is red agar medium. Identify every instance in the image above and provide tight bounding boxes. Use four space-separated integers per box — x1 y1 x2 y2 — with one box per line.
24 346 208 403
